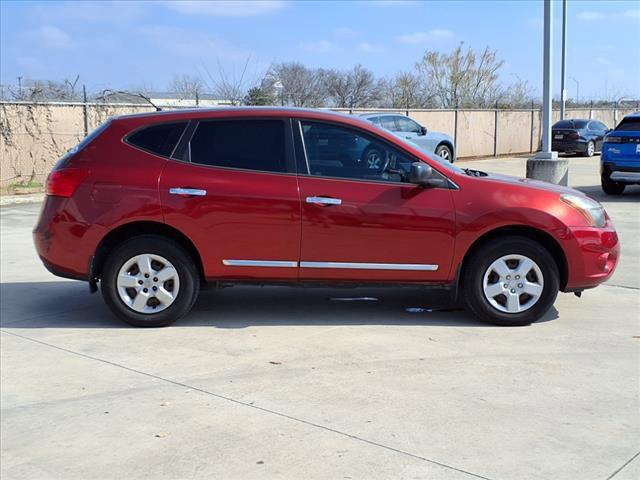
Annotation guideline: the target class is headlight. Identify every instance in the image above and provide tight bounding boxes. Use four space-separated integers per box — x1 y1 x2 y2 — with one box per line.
603 136 622 143
560 194 606 227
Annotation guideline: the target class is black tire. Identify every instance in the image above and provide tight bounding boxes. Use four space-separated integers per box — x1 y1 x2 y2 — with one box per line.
462 237 559 326
435 144 453 162
101 235 200 327
601 172 626 195
582 140 595 157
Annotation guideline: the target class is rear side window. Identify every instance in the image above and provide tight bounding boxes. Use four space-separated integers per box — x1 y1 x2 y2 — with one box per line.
615 118 640 132
554 120 587 129
127 122 187 157
189 120 286 173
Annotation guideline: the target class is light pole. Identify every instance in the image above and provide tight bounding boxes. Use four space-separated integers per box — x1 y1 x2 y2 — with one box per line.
569 76 579 104
526 0 568 185
559 0 567 120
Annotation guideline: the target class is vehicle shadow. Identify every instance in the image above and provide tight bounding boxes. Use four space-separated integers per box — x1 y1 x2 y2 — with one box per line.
0 281 558 329
575 184 640 203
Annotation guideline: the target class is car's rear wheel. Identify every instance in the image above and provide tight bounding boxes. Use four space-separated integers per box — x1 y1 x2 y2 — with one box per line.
583 140 595 157
101 235 200 327
462 237 559 326
601 172 626 195
435 144 453 162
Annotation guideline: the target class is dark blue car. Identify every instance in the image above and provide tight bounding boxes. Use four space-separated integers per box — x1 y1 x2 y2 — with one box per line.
551 119 609 157
600 113 640 195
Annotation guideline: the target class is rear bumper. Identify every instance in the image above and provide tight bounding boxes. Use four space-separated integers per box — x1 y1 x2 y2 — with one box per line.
601 163 640 185
552 140 588 153
564 224 619 291
33 196 105 281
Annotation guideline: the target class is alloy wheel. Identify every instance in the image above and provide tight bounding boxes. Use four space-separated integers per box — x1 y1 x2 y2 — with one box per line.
482 254 544 314
116 254 180 314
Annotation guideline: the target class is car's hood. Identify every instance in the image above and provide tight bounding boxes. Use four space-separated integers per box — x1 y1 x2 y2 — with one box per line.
479 171 582 196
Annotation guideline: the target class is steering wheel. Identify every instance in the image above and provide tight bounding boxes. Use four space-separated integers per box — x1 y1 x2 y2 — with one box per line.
363 146 390 173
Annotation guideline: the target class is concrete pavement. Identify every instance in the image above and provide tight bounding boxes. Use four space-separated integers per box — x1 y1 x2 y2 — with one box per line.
1 155 638 480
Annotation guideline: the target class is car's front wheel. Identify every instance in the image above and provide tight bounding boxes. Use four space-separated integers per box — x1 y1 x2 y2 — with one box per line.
462 237 559 326
435 144 453 162
101 235 200 327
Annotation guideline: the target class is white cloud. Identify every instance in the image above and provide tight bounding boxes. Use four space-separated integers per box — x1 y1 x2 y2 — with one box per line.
357 42 385 53
577 9 640 21
37 26 73 49
164 0 287 17
139 26 251 61
33 1 144 23
299 40 338 54
396 29 454 44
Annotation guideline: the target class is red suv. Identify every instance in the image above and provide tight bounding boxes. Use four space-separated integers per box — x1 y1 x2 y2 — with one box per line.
34 108 619 327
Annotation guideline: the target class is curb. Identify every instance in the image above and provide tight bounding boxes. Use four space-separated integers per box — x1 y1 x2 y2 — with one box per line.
0 193 45 207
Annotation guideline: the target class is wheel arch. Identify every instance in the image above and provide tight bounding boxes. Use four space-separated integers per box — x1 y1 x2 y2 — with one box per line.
456 225 568 295
92 221 205 282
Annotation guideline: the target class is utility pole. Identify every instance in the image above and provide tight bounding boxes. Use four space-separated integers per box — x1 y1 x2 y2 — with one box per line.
560 0 567 119
17 76 22 98
526 0 568 185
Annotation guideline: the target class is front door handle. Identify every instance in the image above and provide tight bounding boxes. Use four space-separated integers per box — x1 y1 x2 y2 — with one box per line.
169 187 207 197
306 196 342 206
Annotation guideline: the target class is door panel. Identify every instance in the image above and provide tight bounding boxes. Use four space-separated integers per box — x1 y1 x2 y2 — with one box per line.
160 161 301 280
298 176 456 282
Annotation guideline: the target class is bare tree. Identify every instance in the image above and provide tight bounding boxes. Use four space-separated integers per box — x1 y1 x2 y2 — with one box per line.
200 57 255 105
416 43 503 108
269 62 329 107
170 74 204 100
325 64 380 108
501 77 536 108
381 71 432 109
6 75 81 101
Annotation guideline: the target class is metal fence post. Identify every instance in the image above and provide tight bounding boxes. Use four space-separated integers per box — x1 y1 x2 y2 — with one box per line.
82 85 88 136
453 102 459 147
493 100 498 157
530 100 535 153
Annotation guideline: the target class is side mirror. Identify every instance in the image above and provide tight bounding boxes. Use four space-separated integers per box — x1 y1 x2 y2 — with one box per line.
420 126 428 136
410 162 445 187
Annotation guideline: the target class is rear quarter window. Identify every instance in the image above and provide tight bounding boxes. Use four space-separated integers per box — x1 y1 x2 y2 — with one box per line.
126 122 187 157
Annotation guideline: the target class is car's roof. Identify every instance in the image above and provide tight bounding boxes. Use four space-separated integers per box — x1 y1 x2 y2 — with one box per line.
624 112 640 119
360 112 405 119
113 106 382 132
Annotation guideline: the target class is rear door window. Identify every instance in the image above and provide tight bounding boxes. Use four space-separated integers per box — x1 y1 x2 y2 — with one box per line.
127 122 187 157
189 119 286 173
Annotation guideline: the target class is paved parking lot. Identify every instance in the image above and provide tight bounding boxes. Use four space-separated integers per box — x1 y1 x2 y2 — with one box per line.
1 155 638 480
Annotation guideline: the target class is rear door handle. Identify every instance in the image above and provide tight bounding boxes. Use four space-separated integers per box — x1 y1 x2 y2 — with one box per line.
306 196 342 206
169 187 207 197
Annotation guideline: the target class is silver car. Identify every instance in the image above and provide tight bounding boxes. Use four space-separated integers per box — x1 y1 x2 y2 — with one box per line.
360 113 456 162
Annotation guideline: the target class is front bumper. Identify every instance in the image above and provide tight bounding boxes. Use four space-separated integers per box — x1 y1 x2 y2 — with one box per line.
564 224 619 291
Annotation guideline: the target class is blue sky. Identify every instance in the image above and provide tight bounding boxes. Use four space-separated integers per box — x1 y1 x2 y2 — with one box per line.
1 0 639 100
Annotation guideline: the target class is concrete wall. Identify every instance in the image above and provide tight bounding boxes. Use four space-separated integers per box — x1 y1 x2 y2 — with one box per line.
1 102 635 187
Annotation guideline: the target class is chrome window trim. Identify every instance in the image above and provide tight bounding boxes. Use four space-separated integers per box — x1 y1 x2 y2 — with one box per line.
299 261 438 271
222 260 298 268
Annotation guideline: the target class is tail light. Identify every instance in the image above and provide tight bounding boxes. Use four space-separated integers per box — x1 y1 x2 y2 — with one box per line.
45 168 89 197
567 132 580 140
